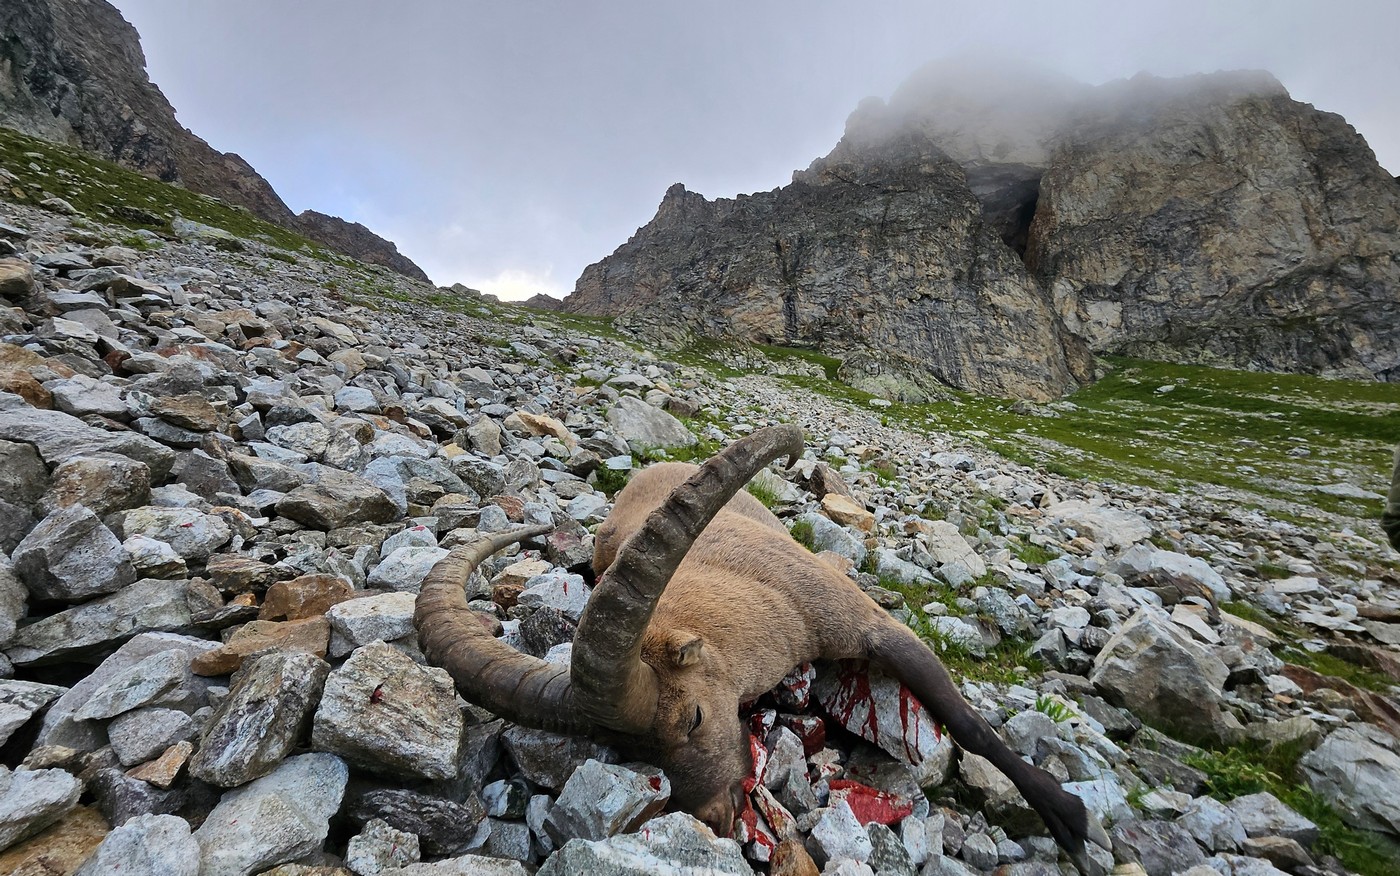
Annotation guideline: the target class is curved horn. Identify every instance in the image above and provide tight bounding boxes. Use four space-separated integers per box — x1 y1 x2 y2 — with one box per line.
571 424 805 734
415 524 595 736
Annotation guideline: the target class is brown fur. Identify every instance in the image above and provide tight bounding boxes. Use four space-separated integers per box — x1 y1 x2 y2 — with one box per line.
595 462 1106 872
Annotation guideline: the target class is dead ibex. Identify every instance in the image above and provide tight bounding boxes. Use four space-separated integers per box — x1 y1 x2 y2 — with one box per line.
415 425 1110 873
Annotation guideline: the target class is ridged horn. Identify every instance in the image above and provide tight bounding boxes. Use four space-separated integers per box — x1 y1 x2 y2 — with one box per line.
571 424 805 734
415 524 594 736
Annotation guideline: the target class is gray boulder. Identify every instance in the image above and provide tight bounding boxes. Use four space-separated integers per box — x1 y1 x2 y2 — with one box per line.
1089 606 1237 745
12 504 136 601
605 397 696 451
73 813 200 876
537 811 751 876
1300 726 1400 836
0 765 81 853
193 752 348 876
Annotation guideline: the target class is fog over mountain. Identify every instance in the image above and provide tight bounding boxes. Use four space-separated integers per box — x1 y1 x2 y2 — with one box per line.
110 0 1399 300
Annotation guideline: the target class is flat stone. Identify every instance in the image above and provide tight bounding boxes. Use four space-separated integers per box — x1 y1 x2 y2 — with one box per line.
108 707 197 767
1227 791 1319 847
260 574 355 621
7 579 208 667
276 471 398 530
605 396 696 450
312 641 464 781
0 805 108 876
191 650 330 787
813 663 954 787
537 811 750 876
193 753 348 876
124 739 193 789
0 680 66 747
73 648 194 720
190 616 331 676
1300 726 1400 836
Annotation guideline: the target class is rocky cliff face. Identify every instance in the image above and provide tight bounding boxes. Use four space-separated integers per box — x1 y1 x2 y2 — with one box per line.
567 65 1400 394
292 212 429 283
0 0 429 282
568 117 1093 401
1026 73 1400 380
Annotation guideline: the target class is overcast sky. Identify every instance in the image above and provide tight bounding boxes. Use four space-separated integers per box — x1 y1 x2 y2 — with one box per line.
110 0 1399 299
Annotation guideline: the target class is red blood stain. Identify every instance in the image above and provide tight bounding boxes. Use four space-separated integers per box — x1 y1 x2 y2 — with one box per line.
369 684 385 704
828 779 916 825
647 775 662 791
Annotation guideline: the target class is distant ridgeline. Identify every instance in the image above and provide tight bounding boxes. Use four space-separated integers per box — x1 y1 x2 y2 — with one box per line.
562 64 1400 401
0 0 429 283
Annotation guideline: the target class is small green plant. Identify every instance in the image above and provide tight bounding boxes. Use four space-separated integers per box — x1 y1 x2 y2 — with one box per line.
1013 540 1061 566
745 479 781 509
1185 741 1400 876
592 467 630 497
789 519 818 553
1034 695 1073 723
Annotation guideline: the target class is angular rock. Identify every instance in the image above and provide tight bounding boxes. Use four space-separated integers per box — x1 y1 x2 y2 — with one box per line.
193 753 348 876
545 760 671 844
109 506 232 563
40 452 152 517
0 766 82 853
347 789 486 857
73 812 199 876
0 680 66 747
190 617 331 676
312 641 464 781
108 707 197 767
12 503 136 601
1112 544 1230 605
1299 726 1400 836
346 817 421 874
605 396 696 450
537 811 751 876
7 578 206 667
1109 820 1207 876
260 573 355 621
500 725 617 791
1045 500 1151 549
367 545 450 593
813 662 953 786
1089 606 1236 745
73 648 194 720
190 650 330 787
276 472 398 530
1227 792 1319 847
34 633 220 751
326 592 417 657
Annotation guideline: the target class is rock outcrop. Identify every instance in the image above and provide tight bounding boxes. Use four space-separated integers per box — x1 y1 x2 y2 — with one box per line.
566 120 1093 401
566 64 1400 393
1026 72 1400 380
0 0 429 281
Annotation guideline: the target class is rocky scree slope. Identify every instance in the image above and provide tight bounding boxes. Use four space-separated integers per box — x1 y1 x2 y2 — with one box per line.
0 0 429 282
0 187 1398 875
565 67 1400 396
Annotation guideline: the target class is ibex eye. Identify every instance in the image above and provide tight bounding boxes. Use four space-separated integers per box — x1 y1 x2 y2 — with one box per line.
689 705 703 734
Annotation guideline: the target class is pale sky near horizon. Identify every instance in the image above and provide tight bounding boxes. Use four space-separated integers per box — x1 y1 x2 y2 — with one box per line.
109 0 1399 299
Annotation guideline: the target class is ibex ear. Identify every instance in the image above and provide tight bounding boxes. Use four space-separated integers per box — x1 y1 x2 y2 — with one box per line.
664 630 705 667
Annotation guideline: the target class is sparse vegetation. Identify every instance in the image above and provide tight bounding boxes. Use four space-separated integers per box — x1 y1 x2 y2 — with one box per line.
789 519 817 552
1186 741 1400 876
1034 694 1073 723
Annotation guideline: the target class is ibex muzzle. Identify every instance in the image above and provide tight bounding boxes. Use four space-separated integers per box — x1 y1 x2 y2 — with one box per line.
416 425 1110 874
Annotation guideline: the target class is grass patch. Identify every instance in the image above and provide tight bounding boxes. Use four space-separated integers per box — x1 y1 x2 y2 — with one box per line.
1277 647 1397 694
789 519 817 552
781 355 1400 533
1186 741 1400 876
1220 600 1275 627
1013 540 1061 567
0 126 325 257
745 479 781 509
592 467 630 497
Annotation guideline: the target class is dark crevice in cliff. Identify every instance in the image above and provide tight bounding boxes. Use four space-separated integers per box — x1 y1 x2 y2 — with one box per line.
963 164 1043 260
774 238 800 342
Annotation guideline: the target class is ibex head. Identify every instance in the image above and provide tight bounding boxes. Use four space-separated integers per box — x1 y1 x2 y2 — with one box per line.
414 425 804 834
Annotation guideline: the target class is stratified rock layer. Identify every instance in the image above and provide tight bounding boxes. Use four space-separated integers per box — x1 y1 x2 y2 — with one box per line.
566 126 1092 401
